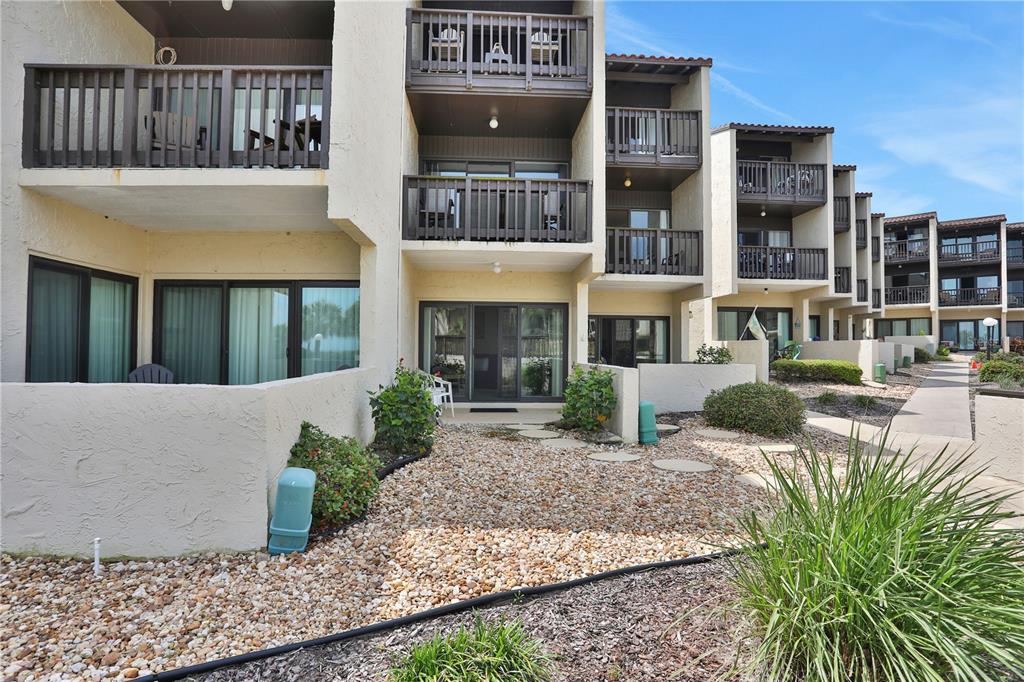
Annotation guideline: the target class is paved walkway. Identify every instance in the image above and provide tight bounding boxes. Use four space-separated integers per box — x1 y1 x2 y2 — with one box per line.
889 360 972 440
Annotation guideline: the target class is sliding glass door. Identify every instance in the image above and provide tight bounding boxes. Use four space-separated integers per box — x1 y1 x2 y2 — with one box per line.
587 316 669 367
228 287 290 384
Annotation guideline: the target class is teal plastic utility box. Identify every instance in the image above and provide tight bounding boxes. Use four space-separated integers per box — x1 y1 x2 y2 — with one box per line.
268 467 316 555
903 356 912 368
638 400 658 445
873 363 887 384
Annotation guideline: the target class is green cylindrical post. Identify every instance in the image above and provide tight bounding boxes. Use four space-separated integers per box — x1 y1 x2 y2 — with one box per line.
873 363 887 384
638 400 658 444
903 355 911 368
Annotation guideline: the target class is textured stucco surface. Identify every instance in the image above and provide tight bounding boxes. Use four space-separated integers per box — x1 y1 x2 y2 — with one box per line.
579 363 638 443
639 362 756 412
1 368 374 558
723 340 769 382
800 341 877 381
974 394 1024 484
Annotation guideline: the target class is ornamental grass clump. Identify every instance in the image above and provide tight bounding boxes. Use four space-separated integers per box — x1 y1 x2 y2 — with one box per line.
732 434 1024 681
391 618 553 682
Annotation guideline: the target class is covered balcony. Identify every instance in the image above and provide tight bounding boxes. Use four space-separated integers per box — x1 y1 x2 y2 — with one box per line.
833 196 850 232
1009 292 1024 308
857 279 868 303
872 288 881 309
737 245 827 280
856 219 867 249
736 160 827 205
605 107 701 168
1009 244 1024 268
834 266 851 293
872 236 880 261
884 238 929 264
886 285 930 306
938 240 1000 265
605 229 701 275
939 287 1001 307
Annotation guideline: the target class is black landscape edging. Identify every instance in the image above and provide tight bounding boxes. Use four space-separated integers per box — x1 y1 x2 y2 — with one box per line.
136 548 740 681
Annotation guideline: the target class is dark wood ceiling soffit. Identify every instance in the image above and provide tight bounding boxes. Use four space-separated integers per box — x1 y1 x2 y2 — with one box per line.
117 1 334 39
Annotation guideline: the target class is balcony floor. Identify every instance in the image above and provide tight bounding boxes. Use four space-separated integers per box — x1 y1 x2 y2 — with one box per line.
591 274 703 294
402 240 592 272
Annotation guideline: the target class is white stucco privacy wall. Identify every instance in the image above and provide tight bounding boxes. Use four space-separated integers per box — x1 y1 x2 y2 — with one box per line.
723 340 769 382
884 335 938 355
639 363 756 412
974 392 1024 484
1 368 374 558
800 341 877 381
877 342 896 374
579 363 639 444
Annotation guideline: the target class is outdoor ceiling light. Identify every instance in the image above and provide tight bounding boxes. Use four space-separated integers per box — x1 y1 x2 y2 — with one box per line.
760 205 766 217
624 175 632 188
489 115 499 129
492 261 502 274
222 0 233 10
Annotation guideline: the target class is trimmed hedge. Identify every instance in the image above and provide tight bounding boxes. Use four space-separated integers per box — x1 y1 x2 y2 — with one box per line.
978 359 1024 384
703 382 805 437
771 358 863 385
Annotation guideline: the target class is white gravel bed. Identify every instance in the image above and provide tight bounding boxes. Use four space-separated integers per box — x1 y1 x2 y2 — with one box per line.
0 423 816 681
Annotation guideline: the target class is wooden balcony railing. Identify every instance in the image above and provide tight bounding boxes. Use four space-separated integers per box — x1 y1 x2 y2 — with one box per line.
605 107 700 166
872 288 881 308
872 236 880 262
939 287 1001 307
402 176 591 242
737 245 827 280
938 241 1000 264
406 8 592 94
606 228 701 275
886 285 930 306
1009 292 1024 308
834 266 851 293
884 238 929 263
834 197 850 232
856 219 867 249
857 278 868 302
1008 246 1024 265
23 65 330 169
736 160 826 203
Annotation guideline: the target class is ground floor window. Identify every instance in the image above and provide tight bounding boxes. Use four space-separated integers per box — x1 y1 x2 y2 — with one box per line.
154 280 358 384
587 316 669 367
718 307 792 355
1008 321 1024 339
940 319 999 351
27 256 137 383
876 318 932 337
420 302 567 402
808 315 821 341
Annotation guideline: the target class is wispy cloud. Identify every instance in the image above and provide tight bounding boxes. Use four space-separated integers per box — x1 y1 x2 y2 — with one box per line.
712 73 797 123
873 188 935 219
866 10 995 47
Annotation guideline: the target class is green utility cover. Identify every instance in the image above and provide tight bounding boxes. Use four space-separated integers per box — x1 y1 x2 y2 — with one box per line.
268 467 316 555
873 363 887 384
638 400 658 445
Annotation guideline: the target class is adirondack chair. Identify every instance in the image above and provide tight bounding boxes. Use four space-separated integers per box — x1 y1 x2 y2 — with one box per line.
127 363 174 384
147 111 198 152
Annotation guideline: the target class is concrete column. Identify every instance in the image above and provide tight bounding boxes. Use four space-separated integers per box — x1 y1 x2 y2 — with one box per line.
826 307 836 340
359 244 400 383
573 279 589 365
797 298 811 342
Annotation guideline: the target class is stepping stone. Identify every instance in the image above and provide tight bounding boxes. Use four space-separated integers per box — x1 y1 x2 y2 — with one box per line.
862 380 887 389
652 458 715 473
543 438 590 450
735 473 771 489
694 428 742 440
587 451 642 462
505 424 543 431
591 431 623 444
520 429 560 439
759 443 797 453
656 424 681 435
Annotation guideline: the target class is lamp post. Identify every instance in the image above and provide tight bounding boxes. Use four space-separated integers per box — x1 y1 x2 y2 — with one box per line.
982 317 998 362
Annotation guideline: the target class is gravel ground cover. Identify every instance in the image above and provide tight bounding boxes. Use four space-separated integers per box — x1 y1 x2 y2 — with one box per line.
1 419 843 682
190 559 749 682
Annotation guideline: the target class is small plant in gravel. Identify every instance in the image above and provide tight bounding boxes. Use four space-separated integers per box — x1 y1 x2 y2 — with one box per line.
732 434 1024 681
391 618 553 682
370 361 436 456
978 359 1024 384
771 359 862 385
703 382 805 437
816 390 839 405
851 394 878 409
695 343 733 364
288 422 381 528
562 365 617 432
936 345 951 357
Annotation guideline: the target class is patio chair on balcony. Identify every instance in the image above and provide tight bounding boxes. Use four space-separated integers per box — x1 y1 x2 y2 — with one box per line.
531 31 560 66
430 27 464 70
420 188 455 231
541 190 563 233
146 111 199 153
127 363 174 384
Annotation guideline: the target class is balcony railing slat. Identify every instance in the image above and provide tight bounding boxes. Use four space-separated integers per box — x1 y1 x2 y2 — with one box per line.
937 240 1000 264
884 238 929 263
605 107 701 165
872 288 881 309
872 236 880 262
834 197 850 231
736 160 826 202
737 245 827 280
857 278 868 302
834 266 851 293
856 219 867 248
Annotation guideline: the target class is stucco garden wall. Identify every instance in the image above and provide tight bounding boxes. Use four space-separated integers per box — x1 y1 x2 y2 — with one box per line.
723 340 769 382
1 368 374 558
974 392 1024 484
885 335 938 355
877 341 896 374
800 340 877 381
638 362 756 412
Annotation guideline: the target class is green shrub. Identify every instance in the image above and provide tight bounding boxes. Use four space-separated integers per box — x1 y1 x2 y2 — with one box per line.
732 435 1024 681
562 365 617 432
978 359 1024 384
914 346 931 363
852 394 878 409
936 345 951 357
703 382 805 437
695 343 733 364
988 351 1024 365
771 359 862 385
369 362 436 456
391 618 553 682
816 390 839 405
288 422 381 528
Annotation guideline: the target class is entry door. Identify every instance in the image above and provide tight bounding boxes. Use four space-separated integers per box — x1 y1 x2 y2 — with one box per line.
958 321 976 350
472 305 519 401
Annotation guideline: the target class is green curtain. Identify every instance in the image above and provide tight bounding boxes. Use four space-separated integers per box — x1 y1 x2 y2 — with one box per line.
300 286 359 375
161 286 222 384
88 277 133 382
29 266 81 382
228 287 289 384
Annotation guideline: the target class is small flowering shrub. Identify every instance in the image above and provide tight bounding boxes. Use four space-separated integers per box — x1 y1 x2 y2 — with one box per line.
369 362 436 456
695 343 733 364
561 365 617 432
288 421 381 528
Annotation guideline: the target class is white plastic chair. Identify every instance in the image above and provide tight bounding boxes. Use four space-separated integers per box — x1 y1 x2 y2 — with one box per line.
431 375 454 418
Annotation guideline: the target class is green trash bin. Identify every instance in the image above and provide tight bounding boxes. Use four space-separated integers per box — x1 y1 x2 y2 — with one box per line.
873 363 887 384
268 467 316 555
638 400 658 445
903 356 912 368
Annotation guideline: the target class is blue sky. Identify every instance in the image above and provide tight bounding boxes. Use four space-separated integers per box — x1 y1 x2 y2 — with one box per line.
607 1 1024 222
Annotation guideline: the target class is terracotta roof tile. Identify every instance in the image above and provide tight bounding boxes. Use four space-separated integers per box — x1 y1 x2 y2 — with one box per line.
714 122 834 135
856 191 873 198
937 214 1006 228
871 212 886 218
884 211 937 225
606 53 713 67
1007 222 1024 232
834 164 857 172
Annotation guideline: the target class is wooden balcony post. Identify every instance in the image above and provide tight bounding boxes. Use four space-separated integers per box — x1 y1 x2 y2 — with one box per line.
525 14 533 91
654 109 662 166
465 11 473 89
320 68 331 169
122 68 137 167
218 68 233 168
22 67 38 168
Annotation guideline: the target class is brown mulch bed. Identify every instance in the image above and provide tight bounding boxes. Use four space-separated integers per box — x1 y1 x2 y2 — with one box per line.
188 559 749 682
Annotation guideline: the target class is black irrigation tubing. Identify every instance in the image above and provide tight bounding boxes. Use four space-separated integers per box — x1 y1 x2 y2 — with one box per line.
137 546 746 682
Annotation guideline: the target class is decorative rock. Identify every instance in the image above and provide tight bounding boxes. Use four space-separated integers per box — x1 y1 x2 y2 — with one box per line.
759 443 797 453
590 431 623 444
652 459 715 473
693 428 742 440
100 653 119 667
122 668 140 679
519 429 559 440
542 438 590 450
735 473 771 489
863 380 887 389
655 424 681 435
586 452 642 462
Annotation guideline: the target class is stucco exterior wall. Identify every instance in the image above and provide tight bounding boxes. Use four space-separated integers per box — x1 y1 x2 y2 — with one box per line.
877 341 896 374
885 335 938 355
639 362 756 412
1 368 374 558
800 340 876 380
579 362 638 443
589 289 673 316
709 129 737 296
974 393 1024 484
723 339 769 382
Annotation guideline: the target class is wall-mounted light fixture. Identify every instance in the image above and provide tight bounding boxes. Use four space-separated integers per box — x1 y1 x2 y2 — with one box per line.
489 115 499 130
492 261 502 274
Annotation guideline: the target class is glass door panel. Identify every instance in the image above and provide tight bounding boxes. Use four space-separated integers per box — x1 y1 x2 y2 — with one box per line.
422 304 469 400
29 266 82 382
472 305 518 401
520 306 565 399
160 285 223 384
957 321 976 350
88 277 134 382
300 286 359 375
228 287 289 384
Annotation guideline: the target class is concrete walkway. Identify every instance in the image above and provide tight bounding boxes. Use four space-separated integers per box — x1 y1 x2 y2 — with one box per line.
889 360 972 440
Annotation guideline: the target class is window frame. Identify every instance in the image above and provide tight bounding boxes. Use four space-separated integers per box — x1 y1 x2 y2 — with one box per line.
876 317 933 337
587 315 671 367
26 255 139 383
153 279 359 385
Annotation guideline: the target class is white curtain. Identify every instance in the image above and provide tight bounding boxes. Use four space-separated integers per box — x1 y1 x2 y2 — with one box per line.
228 287 289 384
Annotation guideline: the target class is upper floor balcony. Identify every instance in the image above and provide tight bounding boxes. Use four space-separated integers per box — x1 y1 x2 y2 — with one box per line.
857 278 868 303
605 107 701 168
405 8 592 96
1009 244 1024 268
23 64 330 169
606 228 701 276
856 219 867 249
939 287 1001 307
834 266 851 293
834 196 850 232
872 236 881 262
737 245 827 281
886 285 930 306
1009 292 1024 308
872 288 881 309
884 238 929 264
938 240 1000 266
401 176 591 243
736 160 827 205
